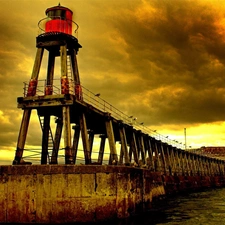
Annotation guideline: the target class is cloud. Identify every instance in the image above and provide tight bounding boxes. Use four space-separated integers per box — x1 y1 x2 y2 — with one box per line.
1 0 225 160
78 0 225 127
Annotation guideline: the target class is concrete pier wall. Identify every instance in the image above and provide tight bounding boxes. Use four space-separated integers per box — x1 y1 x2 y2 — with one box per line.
1 165 225 223
163 174 225 195
0 165 165 223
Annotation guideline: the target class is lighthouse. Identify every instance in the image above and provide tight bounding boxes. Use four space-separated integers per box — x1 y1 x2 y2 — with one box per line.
13 4 82 165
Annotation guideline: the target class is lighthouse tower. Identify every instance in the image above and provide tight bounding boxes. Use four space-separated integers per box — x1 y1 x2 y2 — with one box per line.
13 4 82 165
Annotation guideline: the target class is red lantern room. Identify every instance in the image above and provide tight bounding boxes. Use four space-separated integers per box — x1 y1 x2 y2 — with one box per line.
45 3 73 35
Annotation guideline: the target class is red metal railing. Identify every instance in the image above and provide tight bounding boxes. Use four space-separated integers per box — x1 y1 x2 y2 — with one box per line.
37 16 79 38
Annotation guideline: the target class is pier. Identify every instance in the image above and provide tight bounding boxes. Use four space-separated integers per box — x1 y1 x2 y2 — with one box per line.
1 4 225 223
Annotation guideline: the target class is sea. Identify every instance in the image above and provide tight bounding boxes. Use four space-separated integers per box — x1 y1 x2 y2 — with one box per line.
99 187 225 225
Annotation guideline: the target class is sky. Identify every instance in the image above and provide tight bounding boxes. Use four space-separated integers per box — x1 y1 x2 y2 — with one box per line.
1 0 225 164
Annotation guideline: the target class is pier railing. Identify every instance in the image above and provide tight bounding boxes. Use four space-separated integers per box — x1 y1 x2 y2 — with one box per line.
20 79 225 177
23 79 185 149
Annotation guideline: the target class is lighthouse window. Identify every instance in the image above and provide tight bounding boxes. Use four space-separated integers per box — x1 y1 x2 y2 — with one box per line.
48 10 66 20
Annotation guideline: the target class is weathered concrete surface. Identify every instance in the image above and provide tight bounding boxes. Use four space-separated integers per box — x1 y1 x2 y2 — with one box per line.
0 165 165 223
163 174 225 195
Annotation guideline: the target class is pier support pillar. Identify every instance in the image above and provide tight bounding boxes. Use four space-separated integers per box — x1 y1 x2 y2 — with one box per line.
72 125 80 164
118 122 130 165
160 142 167 175
13 48 44 165
136 131 146 165
98 134 106 164
41 115 50 164
105 113 118 165
13 109 32 164
146 137 155 171
129 131 139 165
51 117 63 164
63 106 73 164
154 141 162 172
165 145 172 175
89 130 94 155
72 124 80 164
79 113 91 164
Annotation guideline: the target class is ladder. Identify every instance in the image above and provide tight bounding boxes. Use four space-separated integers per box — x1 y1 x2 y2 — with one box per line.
38 115 55 163
66 55 74 94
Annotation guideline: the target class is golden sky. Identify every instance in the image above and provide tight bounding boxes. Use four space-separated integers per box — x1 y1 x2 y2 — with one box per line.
1 0 225 163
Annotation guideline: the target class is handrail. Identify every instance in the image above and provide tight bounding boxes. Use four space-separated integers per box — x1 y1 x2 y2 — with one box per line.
81 86 185 149
22 78 186 149
37 16 79 38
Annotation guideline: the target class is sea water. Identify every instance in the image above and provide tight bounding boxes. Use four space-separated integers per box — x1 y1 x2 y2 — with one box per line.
114 188 225 225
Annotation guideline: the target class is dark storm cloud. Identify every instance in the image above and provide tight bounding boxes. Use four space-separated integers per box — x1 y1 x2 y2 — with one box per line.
1 0 225 156
0 109 21 147
0 0 50 153
82 0 225 126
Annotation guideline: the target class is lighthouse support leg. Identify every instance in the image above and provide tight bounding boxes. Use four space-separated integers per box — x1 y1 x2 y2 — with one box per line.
79 113 91 164
71 49 80 84
63 106 73 164
60 44 73 164
51 118 63 164
46 51 55 85
41 115 50 164
31 48 44 79
72 124 80 164
13 109 31 164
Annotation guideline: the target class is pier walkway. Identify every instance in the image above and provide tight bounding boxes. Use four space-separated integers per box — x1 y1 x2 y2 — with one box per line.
15 79 225 178
3 4 225 223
